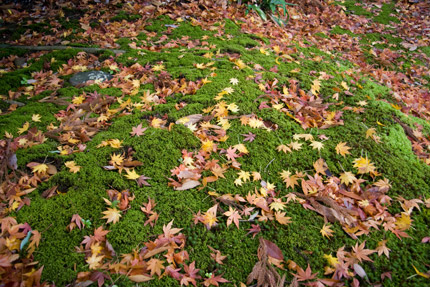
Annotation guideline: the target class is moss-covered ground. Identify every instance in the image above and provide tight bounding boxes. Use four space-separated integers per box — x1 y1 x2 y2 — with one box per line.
1 1 430 286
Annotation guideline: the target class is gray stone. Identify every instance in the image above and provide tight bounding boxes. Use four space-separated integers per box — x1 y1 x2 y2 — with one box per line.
14 57 27 68
69 71 112 87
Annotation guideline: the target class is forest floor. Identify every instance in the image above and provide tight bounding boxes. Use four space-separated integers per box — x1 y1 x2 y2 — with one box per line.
0 0 430 286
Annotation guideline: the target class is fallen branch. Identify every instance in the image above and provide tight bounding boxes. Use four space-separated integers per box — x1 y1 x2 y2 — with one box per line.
0 44 125 55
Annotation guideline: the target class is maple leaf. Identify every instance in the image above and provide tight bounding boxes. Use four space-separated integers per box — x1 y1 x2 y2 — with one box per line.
225 147 239 161
294 264 318 281
247 224 261 238
65 161 81 173
323 254 339 267
70 214 83 230
152 64 165 71
310 141 324 151
182 261 201 286
237 170 251 182
203 205 218 229
163 220 182 238
280 170 300 189
275 211 291 225
395 213 412 231
248 117 264 128
230 78 239 85
102 208 121 224
339 172 356 186
32 114 41 122
72 95 85 105
137 175 151 187
130 123 147 136
311 79 321 95
242 132 256 142
235 59 247 69
277 144 291 153
289 141 302 151
224 206 241 229
147 258 165 277
353 156 376 174
234 143 248 154
110 153 124 166
93 226 110 241
376 240 390 258
31 163 48 174
270 201 286 212
87 254 104 270
124 169 140 180
203 273 229 287
374 178 391 192
351 241 375 263
335 142 351 157
320 223 334 238
252 171 262 181
209 246 227 264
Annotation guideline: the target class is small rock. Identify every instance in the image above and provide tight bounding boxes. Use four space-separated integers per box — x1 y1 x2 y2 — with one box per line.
14 57 27 68
69 71 112 87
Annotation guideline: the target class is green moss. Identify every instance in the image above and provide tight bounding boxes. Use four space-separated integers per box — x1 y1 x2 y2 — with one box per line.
330 25 358 37
110 10 142 22
5 14 430 287
335 1 372 17
373 3 400 25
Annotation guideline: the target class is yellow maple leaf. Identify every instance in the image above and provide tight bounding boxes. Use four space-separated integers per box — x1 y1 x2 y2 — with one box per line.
339 172 357 186
335 142 351 157
125 169 140 180
234 143 248 154
32 163 48 174
323 254 339 267
341 81 349 90
289 141 302 151
64 161 81 173
259 47 270 55
320 223 334 238
270 201 286 212
395 213 412 231
18 122 30 135
110 153 124 166
237 170 251 182
275 211 291 225
201 140 215 152
108 139 123 149
102 208 122 224
72 95 85 105
310 141 324 151
86 254 104 270
152 64 165 72
353 156 377 174
235 59 247 69
32 114 41 122
248 118 264 129
311 79 321 95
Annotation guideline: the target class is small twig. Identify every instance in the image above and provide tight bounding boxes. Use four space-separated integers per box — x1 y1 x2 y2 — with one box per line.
264 158 275 173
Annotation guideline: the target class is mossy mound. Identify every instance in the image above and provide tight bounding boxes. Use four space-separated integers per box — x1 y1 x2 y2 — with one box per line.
1 8 430 287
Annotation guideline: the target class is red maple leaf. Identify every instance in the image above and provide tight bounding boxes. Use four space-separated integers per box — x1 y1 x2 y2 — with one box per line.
241 132 256 142
225 147 239 161
203 272 229 286
130 123 147 137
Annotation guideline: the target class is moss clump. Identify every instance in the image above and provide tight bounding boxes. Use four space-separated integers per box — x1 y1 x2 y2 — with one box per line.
373 3 400 25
